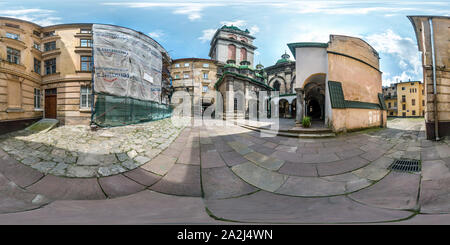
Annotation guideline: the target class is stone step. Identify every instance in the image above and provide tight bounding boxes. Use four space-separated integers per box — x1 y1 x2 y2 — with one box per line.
239 124 336 138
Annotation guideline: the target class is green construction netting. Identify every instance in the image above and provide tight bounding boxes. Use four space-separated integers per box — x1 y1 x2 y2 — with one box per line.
93 93 172 127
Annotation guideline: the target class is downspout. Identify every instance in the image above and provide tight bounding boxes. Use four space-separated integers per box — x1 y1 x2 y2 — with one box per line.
90 31 95 127
429 18 440 141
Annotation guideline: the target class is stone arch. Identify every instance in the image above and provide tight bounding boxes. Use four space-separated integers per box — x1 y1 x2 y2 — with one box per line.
302 73 326 121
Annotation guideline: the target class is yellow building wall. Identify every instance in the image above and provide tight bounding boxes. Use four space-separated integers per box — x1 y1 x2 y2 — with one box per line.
397 82 424 117
0 18 43 122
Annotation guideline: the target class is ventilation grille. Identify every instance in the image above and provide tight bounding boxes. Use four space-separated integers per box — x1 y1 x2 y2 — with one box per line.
388 159 421 172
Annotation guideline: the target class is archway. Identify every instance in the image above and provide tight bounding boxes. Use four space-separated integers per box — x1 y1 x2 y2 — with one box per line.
279 99 289 118
273 81 281 92
303 73 326 124
291 98 296 118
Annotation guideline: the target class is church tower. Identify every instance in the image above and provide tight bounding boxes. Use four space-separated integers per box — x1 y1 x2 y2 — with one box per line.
208 25 257 67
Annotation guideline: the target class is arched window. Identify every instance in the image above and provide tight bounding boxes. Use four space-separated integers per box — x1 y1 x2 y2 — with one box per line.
228 34 237 39
240 48 247 61
228 44 236 60
273 81 280 91
241 37 248 43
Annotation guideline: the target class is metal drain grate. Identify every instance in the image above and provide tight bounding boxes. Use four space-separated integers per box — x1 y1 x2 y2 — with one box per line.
388 159 421 172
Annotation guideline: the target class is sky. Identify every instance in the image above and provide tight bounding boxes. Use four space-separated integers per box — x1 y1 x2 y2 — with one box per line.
1 0 449 86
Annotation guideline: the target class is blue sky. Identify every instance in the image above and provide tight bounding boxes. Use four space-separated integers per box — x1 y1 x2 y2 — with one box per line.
1 0 449 86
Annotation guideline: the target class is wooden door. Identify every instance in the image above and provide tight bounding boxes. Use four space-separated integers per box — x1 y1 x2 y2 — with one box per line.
45 89 57 119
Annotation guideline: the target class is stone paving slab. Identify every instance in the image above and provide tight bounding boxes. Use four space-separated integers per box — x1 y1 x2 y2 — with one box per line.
419 177 450 214
205 191 413 223
0 173 51 214
220 151 248 167
0 149 43 188
202 166 258 199
349 172 420 210
26 175 106 200
243 152 284 171
316 156 369 176
141 154 176 176
0 190 219 224
98 174 146 198
122 167 161 186
150 164 201 197
201 151 226 168
231 162 287 192
278 161 318 177
276 176 347 196
177 147 200 165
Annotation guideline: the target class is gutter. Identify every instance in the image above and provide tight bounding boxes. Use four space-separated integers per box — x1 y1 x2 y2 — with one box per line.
429 18 440 141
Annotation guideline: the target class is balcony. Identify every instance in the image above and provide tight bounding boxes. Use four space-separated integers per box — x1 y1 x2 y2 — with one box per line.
74 46 92 54
0 36 27 49
42 48 61 58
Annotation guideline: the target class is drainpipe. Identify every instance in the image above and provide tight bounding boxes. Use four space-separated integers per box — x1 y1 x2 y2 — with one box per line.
429 18 440 141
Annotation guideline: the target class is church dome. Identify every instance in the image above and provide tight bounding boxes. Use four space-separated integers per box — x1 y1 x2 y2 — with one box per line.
276 52 292 64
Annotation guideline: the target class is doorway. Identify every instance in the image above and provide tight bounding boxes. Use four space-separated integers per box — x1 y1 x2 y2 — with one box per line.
45 88 57 119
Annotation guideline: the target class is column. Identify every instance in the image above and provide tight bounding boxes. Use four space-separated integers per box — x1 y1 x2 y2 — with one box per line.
295 88 304 124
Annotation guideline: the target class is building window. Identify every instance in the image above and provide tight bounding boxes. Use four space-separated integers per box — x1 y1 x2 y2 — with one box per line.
402 87 405 90
80 86 92 108
175 63 180 68
34 59 41 74
402 104 406 110
203 86 208 93
6 32 20 40
388 102 391 108
44 41 56 51
5 23 20 29
174 74 180 79
34 88 41 109
422 100 425 106
184 63 189 67
80 56 93 71
80 29 92 34
240 48 247 61
412 99 415 106
43 31 55 37
80 39 92 47
183 73 189 79
228 44 236 60
412 110 416 115
402 95 406 103
203 63 209 68
273 81 281 91
6 47 20 64
44 58 57 75
33 42 41 51
33 30 41 37
203 72 208 79
402 112 406 117
394 102 397 107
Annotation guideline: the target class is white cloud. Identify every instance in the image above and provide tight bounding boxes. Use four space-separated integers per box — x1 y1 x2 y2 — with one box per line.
198 29 216 43
0 8 61 26
103 2 224 21
250 25 260 34
148 30 165 40
365 29 422 85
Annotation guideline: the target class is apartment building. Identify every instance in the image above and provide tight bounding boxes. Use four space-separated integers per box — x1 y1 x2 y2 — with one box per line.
0 17 171 132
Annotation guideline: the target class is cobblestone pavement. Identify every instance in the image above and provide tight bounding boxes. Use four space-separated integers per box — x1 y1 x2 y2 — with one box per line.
0 117 449 224
0 118 186 178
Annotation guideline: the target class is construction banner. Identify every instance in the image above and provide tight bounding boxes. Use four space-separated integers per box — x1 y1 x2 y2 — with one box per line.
92 24 165 103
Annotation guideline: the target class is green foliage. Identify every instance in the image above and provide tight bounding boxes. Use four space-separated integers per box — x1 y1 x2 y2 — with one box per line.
302 116 311 128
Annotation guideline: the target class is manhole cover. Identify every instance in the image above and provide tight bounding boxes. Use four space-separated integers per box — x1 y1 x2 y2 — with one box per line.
388 159 421 172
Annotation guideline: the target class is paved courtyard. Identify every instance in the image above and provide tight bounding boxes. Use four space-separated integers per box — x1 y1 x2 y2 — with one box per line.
0 117 449 224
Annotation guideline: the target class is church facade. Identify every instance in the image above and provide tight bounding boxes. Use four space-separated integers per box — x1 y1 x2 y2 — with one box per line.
209 25 273 119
